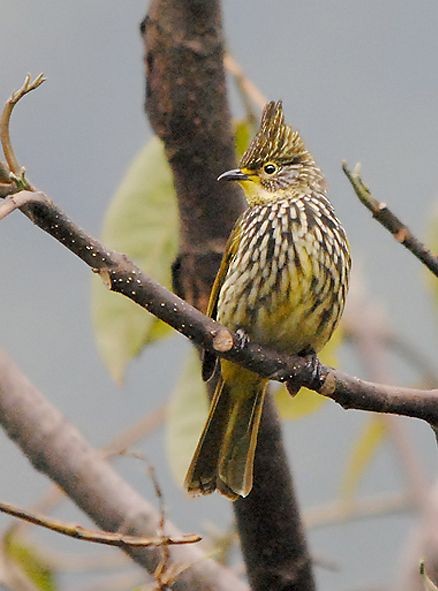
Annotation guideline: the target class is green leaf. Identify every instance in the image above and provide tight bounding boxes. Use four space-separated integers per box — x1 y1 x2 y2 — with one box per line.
275 326 342 420
420 560 438 591
91 138 178 383
340 414 387 502
165 350 209 487
5 535 57 591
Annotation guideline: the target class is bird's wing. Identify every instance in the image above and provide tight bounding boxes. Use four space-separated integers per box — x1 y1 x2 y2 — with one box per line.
201 221 242 382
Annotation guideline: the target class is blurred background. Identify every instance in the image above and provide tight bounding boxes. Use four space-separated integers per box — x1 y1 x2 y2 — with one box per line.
1 1 437 589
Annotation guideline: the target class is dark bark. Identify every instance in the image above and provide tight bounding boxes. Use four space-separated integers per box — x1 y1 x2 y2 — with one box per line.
142 0 244 311
142 2 316 590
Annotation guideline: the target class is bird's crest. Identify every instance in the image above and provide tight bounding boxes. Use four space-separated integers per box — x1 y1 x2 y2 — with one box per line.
240 101 308 169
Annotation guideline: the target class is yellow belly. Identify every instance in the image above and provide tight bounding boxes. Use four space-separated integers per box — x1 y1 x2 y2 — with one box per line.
216 195 350 356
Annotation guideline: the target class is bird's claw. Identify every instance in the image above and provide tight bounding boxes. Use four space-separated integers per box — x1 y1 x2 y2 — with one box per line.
303 352 323 389
284 351 323 396
234 328 250 350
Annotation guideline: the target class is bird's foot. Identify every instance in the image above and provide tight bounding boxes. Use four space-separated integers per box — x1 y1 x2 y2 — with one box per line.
286 349 323 396
302 350 324 390
234 327 250 350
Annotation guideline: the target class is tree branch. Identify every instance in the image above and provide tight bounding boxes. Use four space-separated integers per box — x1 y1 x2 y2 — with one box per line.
343 162 438 277
0 351 248 591
141 3 316 590
3 189 438 425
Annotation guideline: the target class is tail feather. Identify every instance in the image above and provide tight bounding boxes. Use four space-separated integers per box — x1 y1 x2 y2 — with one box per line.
184 371 267 500
218 386 266 498
184 375 231 496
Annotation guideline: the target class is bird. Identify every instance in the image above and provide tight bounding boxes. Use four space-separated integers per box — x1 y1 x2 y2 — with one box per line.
184 100 351 500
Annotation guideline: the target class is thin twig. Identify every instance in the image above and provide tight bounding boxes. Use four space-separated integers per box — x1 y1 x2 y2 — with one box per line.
118 451 190 590
0 500 201 548
149 463 171 590
0 73 45 177
304 491 413 530
343 162 438 277
223 53 265 122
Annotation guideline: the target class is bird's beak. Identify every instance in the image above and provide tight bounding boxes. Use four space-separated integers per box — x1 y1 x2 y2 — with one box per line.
217 168 250 182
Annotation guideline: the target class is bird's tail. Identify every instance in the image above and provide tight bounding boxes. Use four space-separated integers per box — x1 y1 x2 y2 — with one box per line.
184 366 267 500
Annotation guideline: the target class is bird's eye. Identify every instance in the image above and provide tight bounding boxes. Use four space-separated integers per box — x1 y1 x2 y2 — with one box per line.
263 163 277 175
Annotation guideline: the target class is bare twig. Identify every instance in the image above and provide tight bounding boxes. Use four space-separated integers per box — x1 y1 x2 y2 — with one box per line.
149 464 189 591
0 500 200 549
0 73 45 177
343 162 438 277
118 451 186 590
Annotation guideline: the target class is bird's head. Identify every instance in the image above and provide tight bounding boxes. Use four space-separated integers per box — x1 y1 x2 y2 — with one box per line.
218 100 325 205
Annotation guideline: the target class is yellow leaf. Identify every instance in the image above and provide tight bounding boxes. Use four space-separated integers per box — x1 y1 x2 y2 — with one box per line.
275 326 342 420
91 138 178 383
340 415 387 502
165 351 209 487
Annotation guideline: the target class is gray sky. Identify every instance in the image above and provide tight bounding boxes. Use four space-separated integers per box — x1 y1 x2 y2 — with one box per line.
1 2 437 589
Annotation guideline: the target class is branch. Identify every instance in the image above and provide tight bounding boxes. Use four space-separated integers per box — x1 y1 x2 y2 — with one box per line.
343 162 438 277
0 351 248 591
4 189 438 425
0 500 200 548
